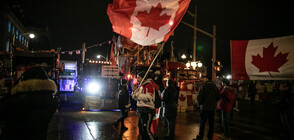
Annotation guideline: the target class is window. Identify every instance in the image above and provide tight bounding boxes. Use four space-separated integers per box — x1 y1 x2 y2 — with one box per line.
22 36 24 44
12 26 15 35
19 33 22 41
24 39 27 46
6 40 10 52
8 22 11 32
26 41 28 48
16 30 19 40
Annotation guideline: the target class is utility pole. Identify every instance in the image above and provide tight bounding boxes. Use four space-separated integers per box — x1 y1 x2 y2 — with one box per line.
193 5 197 61
181 5 217 81
212 25 216 81
185 5 197 61
81 42 86 73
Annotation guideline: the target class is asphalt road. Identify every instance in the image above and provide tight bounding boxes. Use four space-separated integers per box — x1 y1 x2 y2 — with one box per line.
46 93 286 140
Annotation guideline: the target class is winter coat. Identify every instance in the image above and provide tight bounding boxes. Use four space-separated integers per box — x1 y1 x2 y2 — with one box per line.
0 79 58 140
217 86 236 112
118 83 129 109
133 79 155 109
162 80 177 116
197 81 220 111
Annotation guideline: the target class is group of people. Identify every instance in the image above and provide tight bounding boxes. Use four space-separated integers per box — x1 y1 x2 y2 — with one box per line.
114 70 178 140
194 78 236 140
114 71 238 140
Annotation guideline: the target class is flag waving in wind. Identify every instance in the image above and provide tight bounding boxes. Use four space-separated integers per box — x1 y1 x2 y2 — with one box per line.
231 35 294 80
107 0 191 46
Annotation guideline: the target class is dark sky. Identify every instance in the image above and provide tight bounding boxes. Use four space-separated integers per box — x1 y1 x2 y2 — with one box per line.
22 0 294 75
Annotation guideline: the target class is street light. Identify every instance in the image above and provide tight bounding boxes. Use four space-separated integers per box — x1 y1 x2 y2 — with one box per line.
97 55 108 61
28 33 35 39
181 54 187 59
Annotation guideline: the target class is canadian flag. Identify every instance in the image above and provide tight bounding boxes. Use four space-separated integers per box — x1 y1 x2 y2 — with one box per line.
231 35 294 80
76 50 81 55
107 0 191 46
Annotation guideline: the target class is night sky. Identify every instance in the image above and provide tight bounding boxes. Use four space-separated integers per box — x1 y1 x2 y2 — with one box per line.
22 0 294 75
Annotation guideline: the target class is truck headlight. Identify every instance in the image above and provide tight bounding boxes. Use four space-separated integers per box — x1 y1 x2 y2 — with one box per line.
86 81 101 94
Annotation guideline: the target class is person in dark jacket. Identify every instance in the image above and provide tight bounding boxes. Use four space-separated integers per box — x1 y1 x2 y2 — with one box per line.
248 81 257 107
279 82 294 140
217 79 236 140
194 77 220 140
114 79 130 132
161 79 178 140
0 67 58 140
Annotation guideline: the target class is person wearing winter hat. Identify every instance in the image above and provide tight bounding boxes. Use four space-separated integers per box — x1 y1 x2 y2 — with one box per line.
114 78 131 132
0 67 59 140
132 71 155 140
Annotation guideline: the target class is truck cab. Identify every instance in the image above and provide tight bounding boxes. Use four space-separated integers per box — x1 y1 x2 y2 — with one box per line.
75 59 120 111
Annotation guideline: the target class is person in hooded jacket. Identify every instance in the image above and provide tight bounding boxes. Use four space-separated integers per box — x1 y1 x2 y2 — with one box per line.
114 78 131 132
194 77 220 140
0 67 58 140
132 71 155 140
161 79 178 140
217 79 236 140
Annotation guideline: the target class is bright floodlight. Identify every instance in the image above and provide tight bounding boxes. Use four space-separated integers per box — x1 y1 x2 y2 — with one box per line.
186 62 190 68
87 81 100 94
181 54 187 59
191 62 197 67
197 62 203 68
226 75 232 79
29 34 35 39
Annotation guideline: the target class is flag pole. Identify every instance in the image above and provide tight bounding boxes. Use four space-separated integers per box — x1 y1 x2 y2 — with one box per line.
138 42 165 88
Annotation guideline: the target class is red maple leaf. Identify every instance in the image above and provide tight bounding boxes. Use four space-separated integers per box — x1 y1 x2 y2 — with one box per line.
136 3 171 37
251 42 289 77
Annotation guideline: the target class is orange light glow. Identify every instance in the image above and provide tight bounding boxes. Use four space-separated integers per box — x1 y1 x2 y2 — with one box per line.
127 74 132 80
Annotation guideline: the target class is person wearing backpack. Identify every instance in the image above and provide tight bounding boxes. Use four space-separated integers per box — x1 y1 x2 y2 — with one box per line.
161 79 178 140
132 71 155 140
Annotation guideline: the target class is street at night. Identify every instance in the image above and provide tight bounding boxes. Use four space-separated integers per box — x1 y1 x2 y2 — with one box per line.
1 0 293 140
46 93 282 140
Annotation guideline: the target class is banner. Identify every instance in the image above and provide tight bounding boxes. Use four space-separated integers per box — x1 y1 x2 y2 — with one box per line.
231 35 294 80
107 0 191 46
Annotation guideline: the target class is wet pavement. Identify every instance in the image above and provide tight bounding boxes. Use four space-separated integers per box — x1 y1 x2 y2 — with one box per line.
47 94 284 140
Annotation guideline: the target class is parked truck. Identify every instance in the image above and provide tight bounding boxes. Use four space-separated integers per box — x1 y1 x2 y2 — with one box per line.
59 60 77 92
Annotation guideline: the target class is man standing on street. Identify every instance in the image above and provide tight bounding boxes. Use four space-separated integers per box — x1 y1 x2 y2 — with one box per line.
194 76 220 140
114 78 131 132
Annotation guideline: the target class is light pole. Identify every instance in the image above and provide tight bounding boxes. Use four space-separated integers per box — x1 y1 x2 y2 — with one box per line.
181 5 217 81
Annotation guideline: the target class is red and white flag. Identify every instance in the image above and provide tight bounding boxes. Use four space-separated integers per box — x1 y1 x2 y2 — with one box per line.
231 35 294 80
107 0 191 46
76 50 81 55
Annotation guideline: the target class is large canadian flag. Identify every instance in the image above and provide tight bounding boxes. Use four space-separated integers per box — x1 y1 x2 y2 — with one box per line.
107 0 191 46
231 35 294 80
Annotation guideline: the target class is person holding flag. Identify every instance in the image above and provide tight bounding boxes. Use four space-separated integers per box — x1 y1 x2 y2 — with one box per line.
132 71 156 140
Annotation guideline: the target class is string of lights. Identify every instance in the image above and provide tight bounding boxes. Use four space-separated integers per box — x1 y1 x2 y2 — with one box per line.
60 40 112 55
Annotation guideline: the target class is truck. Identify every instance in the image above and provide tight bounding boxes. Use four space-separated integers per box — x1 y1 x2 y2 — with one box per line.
74 59 120 111
59 60 77 92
